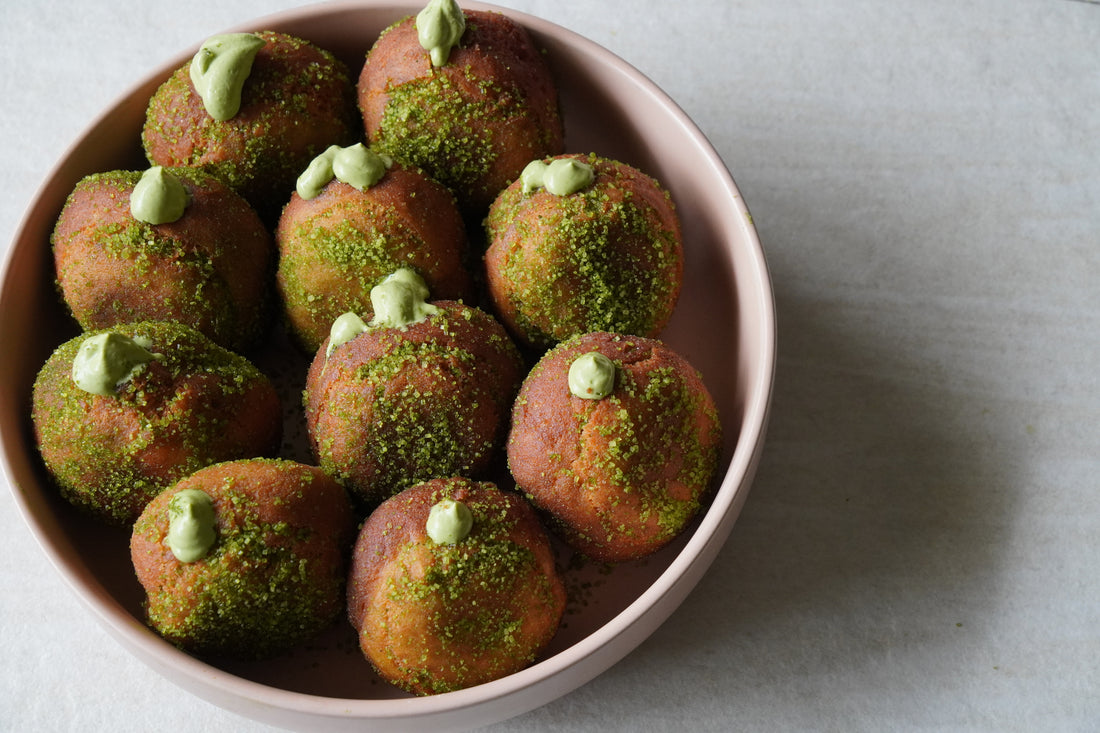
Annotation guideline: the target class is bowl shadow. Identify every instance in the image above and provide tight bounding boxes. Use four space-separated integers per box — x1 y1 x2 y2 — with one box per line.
495 195 1026 722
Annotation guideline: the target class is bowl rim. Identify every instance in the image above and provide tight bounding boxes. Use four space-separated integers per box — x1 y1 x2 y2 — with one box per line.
0 0 776 724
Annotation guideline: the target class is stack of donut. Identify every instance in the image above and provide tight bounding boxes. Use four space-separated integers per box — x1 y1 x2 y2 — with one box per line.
29 0 722 696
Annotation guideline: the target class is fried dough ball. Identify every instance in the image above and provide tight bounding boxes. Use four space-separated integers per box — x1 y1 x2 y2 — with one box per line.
51 167 273 352
276 154 472 353
31 321 282 525
131 459 355 658
347 477 565 694
142 30 359 218
507 332 721 562
358 9 563 216
484 154 683 350
303 274 523 506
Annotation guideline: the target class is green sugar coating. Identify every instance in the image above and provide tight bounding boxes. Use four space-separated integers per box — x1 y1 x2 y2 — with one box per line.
578 364 719 542
306 304 521 505
369 482 561 694
81 219 227 320
373 60 549 208
146 78 309 189
376 70 498 197
31 321 277 525
308 309 516 503
61 169 218 252
385 541 544 694
133 460 345 658
510 334 721 558
486 156 681 347
278 214 434 350
367 368 486 467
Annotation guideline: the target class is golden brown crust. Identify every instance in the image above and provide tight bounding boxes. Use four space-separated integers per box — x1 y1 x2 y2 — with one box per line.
52 169 273 352
507 332 721 562
358 11 563 215
275 163 473 352
347 477 565 695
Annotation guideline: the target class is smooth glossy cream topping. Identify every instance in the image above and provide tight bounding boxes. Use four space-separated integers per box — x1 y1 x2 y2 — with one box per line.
130 166 190 224
71 332 159 397
416 0 466 67
166 489 217 563
568 351 616 400
296 144 392 199
326 311 369 357
189 33 265 121
368 268 440 329
426 498 473 544
520 158 596 196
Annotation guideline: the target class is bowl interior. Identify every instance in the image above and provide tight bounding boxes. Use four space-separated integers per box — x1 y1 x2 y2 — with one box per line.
0 1 774 729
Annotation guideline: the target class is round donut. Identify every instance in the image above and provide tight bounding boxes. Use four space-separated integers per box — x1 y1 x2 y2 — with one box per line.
52 167 273 352
32 321 282 525
484 154 683 349
131 458 355 658
347 477 565 694
507 331 721 562
143 30 359 219
358 9 563 216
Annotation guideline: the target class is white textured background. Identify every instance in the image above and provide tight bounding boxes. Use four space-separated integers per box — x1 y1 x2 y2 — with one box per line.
2 1 1098 731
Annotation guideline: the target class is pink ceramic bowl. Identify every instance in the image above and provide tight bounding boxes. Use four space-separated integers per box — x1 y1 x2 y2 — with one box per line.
0 2 774 730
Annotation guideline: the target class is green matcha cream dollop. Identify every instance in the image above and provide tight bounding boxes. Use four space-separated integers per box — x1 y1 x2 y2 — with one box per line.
297 143 392 199
166 489 217 563
324 269 440 357
568 352 616 400
189 32 265 121
130 166 190 224
326 311 370 357
416 0 466 67
71 332 160 397
426 498 474 544
369 268 440 329
521 158 595 196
